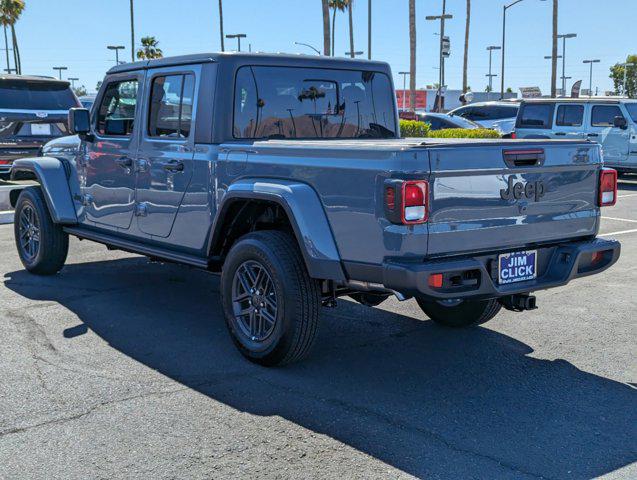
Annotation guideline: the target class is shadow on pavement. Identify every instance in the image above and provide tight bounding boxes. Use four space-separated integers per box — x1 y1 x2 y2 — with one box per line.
5 258 636 479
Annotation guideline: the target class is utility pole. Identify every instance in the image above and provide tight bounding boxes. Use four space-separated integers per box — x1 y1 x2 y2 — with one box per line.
129 0 135 62
368 0 372 59
219 0 225 52
52 66 68 80
398 71 409 110
107 45 125 64
557 33 577 96
426 1 452 112
486 46 501 101
583 59 600 98
226 33 247 52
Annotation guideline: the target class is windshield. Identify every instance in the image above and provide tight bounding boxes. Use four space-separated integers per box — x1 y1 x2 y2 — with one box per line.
625 103 637 122
233 66 396 139
0 80 77 110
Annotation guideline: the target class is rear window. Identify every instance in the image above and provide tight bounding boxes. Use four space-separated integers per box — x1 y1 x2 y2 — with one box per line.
625 103 637 122
517 103 554 129
556 104 584 126
456 105 517 121
0 80 77 110
591 105 623 127
233 66 396 139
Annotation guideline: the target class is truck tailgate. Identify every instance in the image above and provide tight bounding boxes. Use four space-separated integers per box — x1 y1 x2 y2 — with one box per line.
426 141 601 257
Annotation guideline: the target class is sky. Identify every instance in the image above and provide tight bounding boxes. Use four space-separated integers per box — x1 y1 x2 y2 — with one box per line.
6 0 636 95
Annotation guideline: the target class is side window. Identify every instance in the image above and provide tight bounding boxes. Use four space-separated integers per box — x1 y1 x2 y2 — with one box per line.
148 73 195 138
556 104 584 127
96 79 139 136
233 67 258 138
517 103 554 128
591 105 623 127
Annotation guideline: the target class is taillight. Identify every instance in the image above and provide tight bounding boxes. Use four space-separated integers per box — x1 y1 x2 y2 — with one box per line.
384 179 429 224
510 132 517 139
599 168 617 207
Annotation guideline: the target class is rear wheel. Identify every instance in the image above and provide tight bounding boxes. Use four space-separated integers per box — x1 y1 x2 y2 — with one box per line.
220 231 321 366
416 297 501 328
14 187 69 275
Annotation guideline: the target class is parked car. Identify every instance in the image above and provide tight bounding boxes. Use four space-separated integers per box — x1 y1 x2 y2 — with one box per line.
449 101 519 134
10 53 620 366
416 112 480 130
514 98 637 173
78 95 96 111
0 75 80 179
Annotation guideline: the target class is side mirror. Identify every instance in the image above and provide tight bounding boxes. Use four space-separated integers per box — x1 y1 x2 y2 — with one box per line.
613 115 628 130
68 108 91 136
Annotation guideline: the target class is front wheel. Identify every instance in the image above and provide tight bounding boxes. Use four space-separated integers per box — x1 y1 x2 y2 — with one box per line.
416 297 501 328
14 187 69 275
220 231 321 366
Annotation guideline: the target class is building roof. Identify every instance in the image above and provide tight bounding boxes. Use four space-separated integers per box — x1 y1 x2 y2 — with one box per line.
107 51 390 75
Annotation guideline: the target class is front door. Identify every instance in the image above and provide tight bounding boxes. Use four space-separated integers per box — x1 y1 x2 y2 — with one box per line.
83 74 143 230
135 68 197 238
588 104 630 167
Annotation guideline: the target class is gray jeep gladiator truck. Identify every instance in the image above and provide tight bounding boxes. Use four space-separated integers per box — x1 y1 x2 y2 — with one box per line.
10 53 621 366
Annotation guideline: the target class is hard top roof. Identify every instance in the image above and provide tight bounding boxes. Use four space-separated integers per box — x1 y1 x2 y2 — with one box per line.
106 51 391 75
0 74 69 86
522 97 636 104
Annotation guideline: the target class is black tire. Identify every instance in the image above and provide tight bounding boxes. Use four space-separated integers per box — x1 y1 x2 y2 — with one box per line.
14 187 69 275
416 297 501 328
220 230 321 366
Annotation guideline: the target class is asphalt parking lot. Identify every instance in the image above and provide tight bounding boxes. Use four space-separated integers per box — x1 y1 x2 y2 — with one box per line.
0 180 635 479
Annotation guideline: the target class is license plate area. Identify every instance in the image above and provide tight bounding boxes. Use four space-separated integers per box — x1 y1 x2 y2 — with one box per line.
498 250 537 285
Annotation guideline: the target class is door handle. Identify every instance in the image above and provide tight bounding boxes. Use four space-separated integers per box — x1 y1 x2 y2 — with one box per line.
163 160 184 173
587 133 599 137
554 132 566 136
115 156 134 168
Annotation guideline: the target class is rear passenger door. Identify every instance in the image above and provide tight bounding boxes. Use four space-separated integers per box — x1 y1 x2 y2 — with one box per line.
135 66 198 238
551 103 587 139
588 104 630 167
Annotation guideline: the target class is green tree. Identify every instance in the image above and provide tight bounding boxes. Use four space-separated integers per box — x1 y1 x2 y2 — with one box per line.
321 0 330 55
73 85 88 97
462 0 470 93
0 0 25 74
136 36 163 60
610 55 637 98
329 0 349 56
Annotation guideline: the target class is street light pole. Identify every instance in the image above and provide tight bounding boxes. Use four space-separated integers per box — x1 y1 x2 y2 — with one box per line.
368 0 372 59
398 71 409 110
129 0 135 62
68 77 79 89
294 42 321 55
52 66 68 80
583 59 600 98
226 34 247 52
557 33 577 95
426 3 452 112
345 51 364 57
486 46 501 101
500 0 524 100
107 45 125 64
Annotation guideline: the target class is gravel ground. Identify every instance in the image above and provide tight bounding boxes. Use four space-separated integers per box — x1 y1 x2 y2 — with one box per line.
0 179 635 480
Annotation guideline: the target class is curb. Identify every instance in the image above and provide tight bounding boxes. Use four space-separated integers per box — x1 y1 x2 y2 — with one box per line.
0 211 13 225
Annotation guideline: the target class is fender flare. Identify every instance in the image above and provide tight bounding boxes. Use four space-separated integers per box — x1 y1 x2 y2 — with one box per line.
10 157 78 224
211 178 346 282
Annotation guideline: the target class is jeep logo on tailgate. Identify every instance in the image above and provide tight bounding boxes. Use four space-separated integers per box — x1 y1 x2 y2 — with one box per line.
500 177 545 202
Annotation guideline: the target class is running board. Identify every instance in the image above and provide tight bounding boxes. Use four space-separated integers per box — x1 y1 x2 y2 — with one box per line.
63 226 210 269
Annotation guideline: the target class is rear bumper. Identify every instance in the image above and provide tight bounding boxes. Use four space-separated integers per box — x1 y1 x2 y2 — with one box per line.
382 238 620 300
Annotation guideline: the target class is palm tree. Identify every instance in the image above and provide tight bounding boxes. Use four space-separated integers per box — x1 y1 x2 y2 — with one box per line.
0 0 25 74
218 0 225 52
408 0 416 112
129 0 135 62
462 0 470 93
136 36 163 60
550 0 558 97
329 0 349 57
347 0 354 58
321 0 330 55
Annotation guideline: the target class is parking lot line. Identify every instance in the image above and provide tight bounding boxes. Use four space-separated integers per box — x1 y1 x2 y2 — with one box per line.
602 216 637 224
600 228 637 237
617 193 637 198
